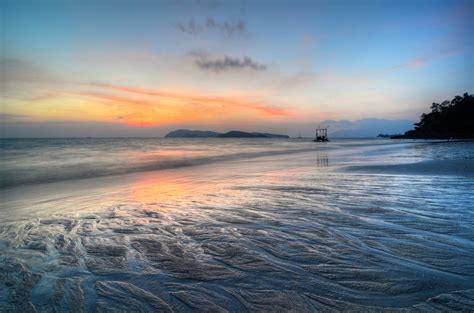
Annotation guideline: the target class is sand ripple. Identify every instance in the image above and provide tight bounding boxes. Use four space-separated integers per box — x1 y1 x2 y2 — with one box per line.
1 171 473 311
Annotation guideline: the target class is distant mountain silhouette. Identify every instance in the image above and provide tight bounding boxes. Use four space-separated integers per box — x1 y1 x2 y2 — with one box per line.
217 131 289 138
322 118 413 138
217 131 266 138
392 93 474 139
164 129 220 138
165 129 289 138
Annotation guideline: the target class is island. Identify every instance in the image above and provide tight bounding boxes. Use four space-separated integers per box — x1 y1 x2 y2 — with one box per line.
217 131 289 138
392 93 473 139
165 129 289 138
164 129 221 138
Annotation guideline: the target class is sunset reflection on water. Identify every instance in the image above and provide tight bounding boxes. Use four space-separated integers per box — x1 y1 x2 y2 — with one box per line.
128 171 197 206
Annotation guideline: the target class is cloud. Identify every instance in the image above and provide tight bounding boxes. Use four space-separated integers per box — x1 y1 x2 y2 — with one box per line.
0 113 28 121
77 91 157 108
175 17 245 36
0 113 42 125
386 47 466 72
90 82 288 112
0 58 23 68
0 58 44 83
176 18 200 35
81 82 292 125
195 55 266 72
278 72 318 89
205 17 245 36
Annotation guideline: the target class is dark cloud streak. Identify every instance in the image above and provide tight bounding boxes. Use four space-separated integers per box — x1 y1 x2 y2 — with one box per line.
175 17 245 37
195 55 266 72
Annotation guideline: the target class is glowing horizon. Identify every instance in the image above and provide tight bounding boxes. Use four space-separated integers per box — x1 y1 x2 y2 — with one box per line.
1 0 473 136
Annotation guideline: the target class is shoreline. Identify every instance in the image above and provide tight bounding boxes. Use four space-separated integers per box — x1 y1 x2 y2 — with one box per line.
1 139 473 311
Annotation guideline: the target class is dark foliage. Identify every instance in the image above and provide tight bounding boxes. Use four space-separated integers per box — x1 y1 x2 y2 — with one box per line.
393 93 474 139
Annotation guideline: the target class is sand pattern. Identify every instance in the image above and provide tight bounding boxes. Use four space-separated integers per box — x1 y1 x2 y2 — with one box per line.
1 168 473 312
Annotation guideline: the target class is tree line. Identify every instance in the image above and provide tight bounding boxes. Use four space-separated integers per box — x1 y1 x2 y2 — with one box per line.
394 93 473 139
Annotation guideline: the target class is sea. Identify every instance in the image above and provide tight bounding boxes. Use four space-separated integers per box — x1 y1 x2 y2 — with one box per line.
0 138 473 311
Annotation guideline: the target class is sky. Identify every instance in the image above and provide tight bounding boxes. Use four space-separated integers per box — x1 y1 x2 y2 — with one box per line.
1 0 473 137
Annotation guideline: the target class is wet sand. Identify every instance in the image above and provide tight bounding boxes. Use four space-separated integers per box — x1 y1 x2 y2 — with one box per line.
342 159 474 177
1 139 473 311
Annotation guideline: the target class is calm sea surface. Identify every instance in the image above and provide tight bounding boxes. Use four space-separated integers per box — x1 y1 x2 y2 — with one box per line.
1 138 473 311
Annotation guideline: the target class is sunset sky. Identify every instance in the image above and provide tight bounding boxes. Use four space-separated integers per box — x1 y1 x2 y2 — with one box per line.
1 0 473 137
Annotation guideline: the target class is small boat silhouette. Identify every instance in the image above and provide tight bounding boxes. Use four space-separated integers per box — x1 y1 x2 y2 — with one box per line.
313 128 329 142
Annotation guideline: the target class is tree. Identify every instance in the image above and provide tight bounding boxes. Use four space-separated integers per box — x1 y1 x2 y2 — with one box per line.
396 93 474 139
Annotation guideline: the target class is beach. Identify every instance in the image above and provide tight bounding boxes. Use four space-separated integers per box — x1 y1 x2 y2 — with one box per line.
1 138 473 311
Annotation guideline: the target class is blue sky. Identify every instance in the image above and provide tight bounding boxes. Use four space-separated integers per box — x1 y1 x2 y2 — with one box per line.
1 0 473 136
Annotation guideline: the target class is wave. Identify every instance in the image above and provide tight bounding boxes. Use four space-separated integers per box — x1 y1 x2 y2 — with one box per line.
0 147 318 189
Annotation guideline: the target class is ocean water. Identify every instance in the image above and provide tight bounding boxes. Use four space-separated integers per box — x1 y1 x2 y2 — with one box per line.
0 138 473 311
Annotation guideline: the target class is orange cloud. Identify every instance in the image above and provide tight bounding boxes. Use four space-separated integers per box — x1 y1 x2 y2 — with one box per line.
71 83 295 127
78 92 156 107
91 82 291 113
77 83 294 126
387 47 465 72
